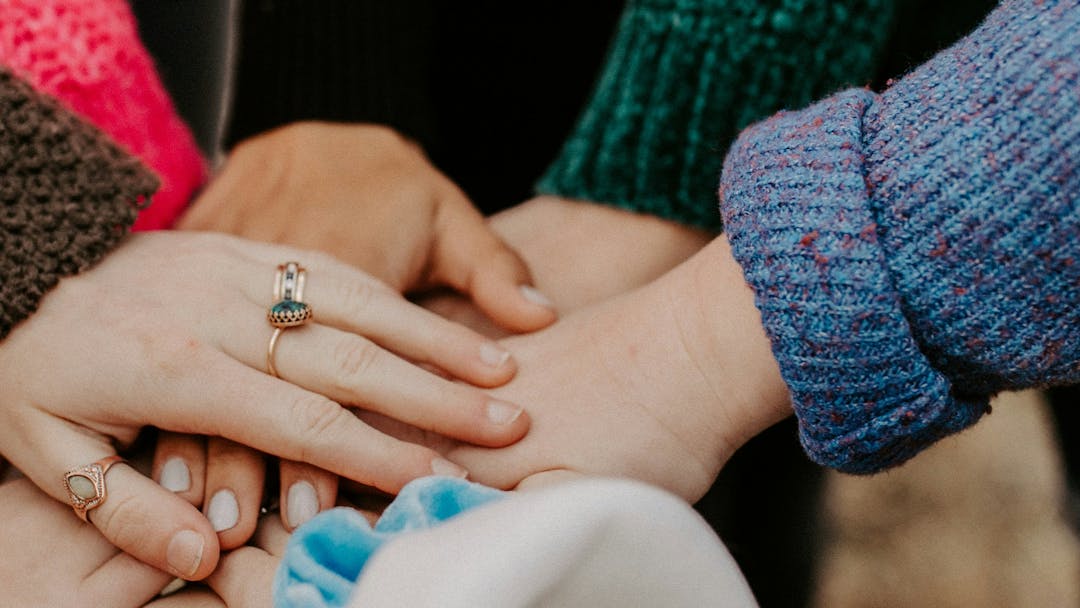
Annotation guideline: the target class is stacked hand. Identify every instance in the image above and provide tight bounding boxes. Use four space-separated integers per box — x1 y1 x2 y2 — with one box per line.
412 236 791 502
0 231 532 580
136 123 565 560
1 116 786 607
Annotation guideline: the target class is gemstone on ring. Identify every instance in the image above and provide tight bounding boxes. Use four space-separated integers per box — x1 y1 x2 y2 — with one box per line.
268 299 313 328
67 473 98 500
64 455 125 522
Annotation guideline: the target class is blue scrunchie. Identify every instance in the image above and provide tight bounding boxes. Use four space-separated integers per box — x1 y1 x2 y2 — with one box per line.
273 476 505 608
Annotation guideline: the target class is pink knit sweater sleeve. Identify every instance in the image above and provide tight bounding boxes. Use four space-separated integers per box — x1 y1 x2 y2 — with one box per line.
0 0 206 230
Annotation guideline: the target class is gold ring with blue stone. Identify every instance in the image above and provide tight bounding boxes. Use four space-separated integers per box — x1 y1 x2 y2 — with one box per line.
267 262 311 377
268 299 313 327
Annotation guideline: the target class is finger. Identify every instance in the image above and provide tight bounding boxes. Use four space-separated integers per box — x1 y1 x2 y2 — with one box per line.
418 290 511 341
144 589 226 608
253 512 292 556
266 324 529 447
279 460 337 531
513 469 586 493
16 415 221 581
153 432 206 507
206 547 277 608
203 438 265 549
159 352 469 494
81 552 175 608
431 192 558 332
233 246 518 388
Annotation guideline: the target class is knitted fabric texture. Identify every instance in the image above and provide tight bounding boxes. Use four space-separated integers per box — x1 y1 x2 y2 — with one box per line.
0 67 158 340
537 0 896 230
0 0 205 230
720 0 1080 473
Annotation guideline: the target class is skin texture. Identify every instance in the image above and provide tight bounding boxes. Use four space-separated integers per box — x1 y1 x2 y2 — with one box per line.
447 235 793 501
170 123 560 540
0 477 291 608
392 235 792 502
178 122 556 332
2 201 780 604
121 234 792 606
0 231 534 581
3 126 747 602
422 195 715 334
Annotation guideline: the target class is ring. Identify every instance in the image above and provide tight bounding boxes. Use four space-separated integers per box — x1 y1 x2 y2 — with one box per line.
267 262 312 377
64 455 126 523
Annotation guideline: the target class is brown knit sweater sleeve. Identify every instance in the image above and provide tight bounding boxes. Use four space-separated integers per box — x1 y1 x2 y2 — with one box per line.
0 67 158 340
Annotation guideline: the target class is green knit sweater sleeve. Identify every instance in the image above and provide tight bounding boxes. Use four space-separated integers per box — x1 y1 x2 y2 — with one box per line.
536 0 896 230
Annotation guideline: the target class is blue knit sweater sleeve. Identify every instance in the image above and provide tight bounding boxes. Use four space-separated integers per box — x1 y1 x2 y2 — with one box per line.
719 0 1080 473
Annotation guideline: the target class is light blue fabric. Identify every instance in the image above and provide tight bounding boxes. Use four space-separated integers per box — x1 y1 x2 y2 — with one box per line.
273 476 505 608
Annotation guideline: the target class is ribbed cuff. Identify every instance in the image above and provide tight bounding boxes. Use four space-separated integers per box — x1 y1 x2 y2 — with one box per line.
0 68 157 340
719 89 986 474
226 0 437 149
538 0 895 230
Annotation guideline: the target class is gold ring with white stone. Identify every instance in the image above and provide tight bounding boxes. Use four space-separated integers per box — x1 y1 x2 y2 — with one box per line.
64 455 126 523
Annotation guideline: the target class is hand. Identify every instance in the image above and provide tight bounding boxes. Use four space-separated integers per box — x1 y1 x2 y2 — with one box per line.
438 236 792 501
179 122 556 333
421 195 713 337
140 513 290 608
0 231 530 580
0 478 175 607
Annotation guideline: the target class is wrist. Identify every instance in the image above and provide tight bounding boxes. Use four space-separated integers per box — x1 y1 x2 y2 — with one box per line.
581 234 789 499
650 235 792 462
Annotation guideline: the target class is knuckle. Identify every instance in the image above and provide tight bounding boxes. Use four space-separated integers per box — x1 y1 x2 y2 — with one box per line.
335 279 383 316
291 394 346 448
331 336 380 387
94 492 147 550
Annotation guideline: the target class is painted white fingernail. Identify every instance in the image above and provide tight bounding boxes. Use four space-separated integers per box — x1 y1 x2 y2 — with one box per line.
430 457 468 479
160 578 186 597
519 285 554 309
480 343 511 368
286 481 319 529
166 530 204 578
207 489 239 532
487 400 523 425
159 458 191 493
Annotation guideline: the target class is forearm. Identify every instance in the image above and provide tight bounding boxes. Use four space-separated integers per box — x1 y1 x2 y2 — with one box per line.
720 0 1080 472
537 0 897 230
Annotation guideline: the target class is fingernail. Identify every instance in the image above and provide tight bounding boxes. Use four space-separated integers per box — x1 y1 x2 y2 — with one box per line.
430 457 468 479
479 343 511 369
286 481 319 529
519 285 554 309
160 578 186 597
166 530 204 578
159 458 191 493
486 400 523 425
207 489 239 532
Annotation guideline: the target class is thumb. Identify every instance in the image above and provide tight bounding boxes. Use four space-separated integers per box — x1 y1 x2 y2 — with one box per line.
430 192 557 333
